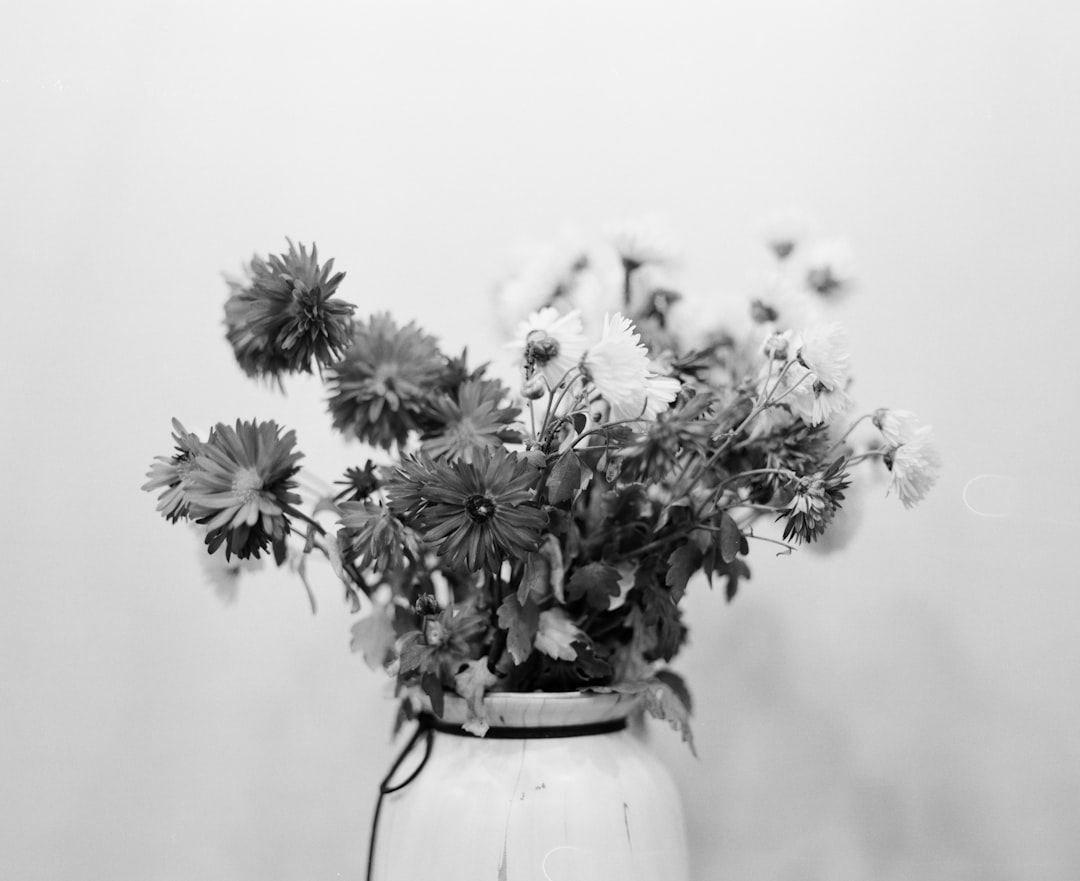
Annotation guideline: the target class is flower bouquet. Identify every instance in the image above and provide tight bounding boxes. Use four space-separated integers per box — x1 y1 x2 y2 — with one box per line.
144 218 939 747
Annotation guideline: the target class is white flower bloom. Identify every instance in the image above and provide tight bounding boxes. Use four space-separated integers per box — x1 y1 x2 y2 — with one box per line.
800 236 856 297
872 408 922 447
783 362 853 426
509 307 587 390
534 608 584 661
603 214 682 268
493 230 592 332
889 426 942 508
582 313 680 423
795 323 851 392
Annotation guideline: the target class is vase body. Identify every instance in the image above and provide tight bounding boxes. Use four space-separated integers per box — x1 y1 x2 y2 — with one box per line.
368 691 690 881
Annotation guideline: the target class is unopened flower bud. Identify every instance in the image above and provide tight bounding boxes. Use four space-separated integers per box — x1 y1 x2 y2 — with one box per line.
414 593 441 617
521 375 547 400
762 332 790 361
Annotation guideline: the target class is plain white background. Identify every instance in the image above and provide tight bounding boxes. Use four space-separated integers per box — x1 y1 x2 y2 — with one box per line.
3 2 1079 878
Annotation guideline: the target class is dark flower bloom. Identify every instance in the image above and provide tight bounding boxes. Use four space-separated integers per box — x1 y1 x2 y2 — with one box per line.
338 500 417 573
776 457 850 544
386 446 546 573
325 314 446 450
334 461 381 502
397 606 489 680
224 240 355 382
142 419 205 522
421 380 522 462
184 419 304 561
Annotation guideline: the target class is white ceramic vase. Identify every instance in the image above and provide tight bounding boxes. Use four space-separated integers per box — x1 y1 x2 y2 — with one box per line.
367 691 690 881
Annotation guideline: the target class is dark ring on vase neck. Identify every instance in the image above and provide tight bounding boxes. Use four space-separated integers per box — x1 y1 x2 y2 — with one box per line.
419 714 628 739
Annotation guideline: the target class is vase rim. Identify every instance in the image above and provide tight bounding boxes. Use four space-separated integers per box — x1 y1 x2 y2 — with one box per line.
425 689 641 730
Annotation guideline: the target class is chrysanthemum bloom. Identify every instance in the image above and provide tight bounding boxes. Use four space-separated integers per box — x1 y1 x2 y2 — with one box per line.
872 408 923 447
142 419 205 522
884 424 942 509
183 419 303 561
493 231 593 331
581 313 681 423
777 458 850 544
386 446 547 573
224 240 355 381
776 324 853 426
534 608 585 661
420 379 522 463
325 314 446 450
796 323 850 392
510 307 587 391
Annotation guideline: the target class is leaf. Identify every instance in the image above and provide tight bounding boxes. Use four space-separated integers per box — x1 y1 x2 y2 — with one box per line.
725 558 751 602
496 594 540 666
349 607 397 671
547 453 583 505
566 563 623 610
665 543 702 602
654 668 693 715
518 536 565 604
420 671 444 718
453 659 499 736
641 677 696 756
718 513 743 564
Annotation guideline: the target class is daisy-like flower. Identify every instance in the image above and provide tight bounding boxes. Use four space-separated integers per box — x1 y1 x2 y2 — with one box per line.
580 313 681 423
224 240 355 381
776 324 853 426
534 608 585 661
183 419 303 561
873 410 941 508
493 231 592 332
142 419 205 522
325 314 446 450
386 446 547 573
509 307 587 391
796 323 850 392
777 458 851 544
420 379 522 463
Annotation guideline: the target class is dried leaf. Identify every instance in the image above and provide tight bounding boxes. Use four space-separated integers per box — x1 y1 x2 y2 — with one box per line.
496 594 540 665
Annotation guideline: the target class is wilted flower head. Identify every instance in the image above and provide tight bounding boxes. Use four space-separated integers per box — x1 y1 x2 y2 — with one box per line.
777 458 850 543
183 419 304 561
325 314 446 450
581 313 681 423
224 240 355 382
338 500 417 573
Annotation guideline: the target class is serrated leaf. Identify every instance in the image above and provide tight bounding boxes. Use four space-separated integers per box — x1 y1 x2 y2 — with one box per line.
642 678 696 756
496 594 540 665
518 535 565 604
349 608 397 671
654 668 694 715
665 543 702 602
420 671 444 718
547 453 583 505
718 512 742 564
566 562 623 610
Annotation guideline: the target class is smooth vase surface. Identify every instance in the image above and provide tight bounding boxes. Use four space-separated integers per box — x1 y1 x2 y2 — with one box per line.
369 692 690 881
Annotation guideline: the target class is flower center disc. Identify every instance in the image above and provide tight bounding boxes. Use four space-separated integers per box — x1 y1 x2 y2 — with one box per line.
465 494 496 523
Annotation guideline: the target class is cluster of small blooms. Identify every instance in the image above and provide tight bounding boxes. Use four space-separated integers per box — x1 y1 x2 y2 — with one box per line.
145 223 939 743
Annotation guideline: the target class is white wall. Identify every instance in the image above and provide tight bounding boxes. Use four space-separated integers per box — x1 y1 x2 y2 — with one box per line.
3 2 1079 878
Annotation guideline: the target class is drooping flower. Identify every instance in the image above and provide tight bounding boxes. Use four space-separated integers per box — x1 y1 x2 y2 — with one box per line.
777 458 850 544
874 410 941 509
386 446 547 573
796 323 851 393
224 240 355 381
420 379 521 463
183 419 303 561
325 314 446 450
581 313 681 423
142 418 206 522
887 432 941 509
509 307 588 390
